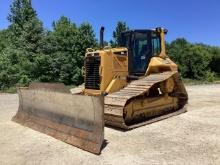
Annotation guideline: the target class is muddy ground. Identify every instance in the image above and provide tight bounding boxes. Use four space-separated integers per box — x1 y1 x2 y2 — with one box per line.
0 84 220 165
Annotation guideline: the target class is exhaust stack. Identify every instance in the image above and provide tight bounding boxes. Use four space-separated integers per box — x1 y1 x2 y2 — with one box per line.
100 26 105 48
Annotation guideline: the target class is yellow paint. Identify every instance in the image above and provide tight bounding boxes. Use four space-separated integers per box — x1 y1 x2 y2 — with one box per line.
124 95 178 122
105 75 127 94
146 57 177 75
81 28 187 126
158 28 167 59
84 28 178 96
84 47 128 95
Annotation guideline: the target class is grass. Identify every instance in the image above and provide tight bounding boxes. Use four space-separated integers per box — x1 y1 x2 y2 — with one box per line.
0 86 17 94
183 76 220 85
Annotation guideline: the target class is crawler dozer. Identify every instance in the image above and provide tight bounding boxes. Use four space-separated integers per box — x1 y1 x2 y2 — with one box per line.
12 27 188 154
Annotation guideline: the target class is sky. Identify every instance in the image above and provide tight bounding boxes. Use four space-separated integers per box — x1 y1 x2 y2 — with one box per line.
0 0 220 46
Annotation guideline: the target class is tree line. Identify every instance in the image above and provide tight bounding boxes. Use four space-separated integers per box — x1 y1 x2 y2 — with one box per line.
167 39 220 81
0 0 220 90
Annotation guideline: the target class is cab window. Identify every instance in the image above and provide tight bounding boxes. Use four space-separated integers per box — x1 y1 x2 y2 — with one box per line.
132 32 150 73
151 33 161 55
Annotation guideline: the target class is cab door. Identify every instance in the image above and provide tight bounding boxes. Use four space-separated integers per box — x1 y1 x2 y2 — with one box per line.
131 31 152 74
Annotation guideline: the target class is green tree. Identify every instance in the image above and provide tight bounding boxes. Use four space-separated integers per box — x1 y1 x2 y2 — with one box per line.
168 38 190 77
42 17 97 85
184 45 211 79
208 46 220 74
110 21 129 47
77 23 97 67
8 0 44 61
47 16 78 84
168 38 212 79
0 0 45 89
0 29 10 53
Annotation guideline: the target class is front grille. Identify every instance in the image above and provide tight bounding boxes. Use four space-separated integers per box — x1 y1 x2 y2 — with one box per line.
85 56 100 89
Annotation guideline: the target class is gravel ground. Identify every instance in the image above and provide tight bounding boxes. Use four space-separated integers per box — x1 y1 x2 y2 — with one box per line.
0 84 220 165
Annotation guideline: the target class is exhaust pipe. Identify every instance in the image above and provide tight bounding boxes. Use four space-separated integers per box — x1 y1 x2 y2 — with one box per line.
100 26 105 48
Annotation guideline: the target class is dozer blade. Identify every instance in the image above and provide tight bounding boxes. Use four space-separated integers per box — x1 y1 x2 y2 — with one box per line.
12 83 104 154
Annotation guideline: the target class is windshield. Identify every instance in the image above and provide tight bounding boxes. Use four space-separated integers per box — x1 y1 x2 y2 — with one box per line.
120 30 161 75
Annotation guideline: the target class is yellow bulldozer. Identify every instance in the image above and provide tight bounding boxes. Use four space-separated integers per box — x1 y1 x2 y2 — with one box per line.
12 27 188 154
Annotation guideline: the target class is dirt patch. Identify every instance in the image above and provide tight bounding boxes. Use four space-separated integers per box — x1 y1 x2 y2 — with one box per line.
0 84 220 165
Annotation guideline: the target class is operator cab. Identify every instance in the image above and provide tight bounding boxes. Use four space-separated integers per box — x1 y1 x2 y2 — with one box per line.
119 29 162 76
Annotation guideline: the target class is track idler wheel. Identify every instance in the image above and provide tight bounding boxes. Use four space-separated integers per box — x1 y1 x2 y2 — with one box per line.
160 77 174 94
